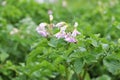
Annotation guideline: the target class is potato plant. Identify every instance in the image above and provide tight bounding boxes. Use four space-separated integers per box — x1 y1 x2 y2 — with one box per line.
0 0 120 80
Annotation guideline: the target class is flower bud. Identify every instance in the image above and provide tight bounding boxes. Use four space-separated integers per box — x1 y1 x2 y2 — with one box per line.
49 14 53 22
74 22 78 27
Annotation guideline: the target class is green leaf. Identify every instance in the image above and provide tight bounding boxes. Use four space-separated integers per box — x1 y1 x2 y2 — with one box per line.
84 54 97 64
84 72 91 80
103 57 120 75
59 64 65 75
74 58 84 74
54 56 64 65
91 39 98 47
48 38 58 48
95 75 111 80
0 52 9 62
0 76 3 80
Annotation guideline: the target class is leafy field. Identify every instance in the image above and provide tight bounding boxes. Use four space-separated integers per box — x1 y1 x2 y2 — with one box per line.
0 0 120 80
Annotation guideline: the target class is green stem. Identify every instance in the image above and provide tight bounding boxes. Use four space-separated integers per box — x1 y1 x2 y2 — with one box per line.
82 64 87 80
76 74 83 80
65 68 68 80
65 63 69 80
82 71 86 80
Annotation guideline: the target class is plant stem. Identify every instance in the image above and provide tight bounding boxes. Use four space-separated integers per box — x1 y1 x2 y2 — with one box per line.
78 74 83 80
82 64 87 80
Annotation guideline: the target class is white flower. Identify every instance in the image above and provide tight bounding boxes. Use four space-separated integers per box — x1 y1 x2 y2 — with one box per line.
71 29 81 37
60 25 67 31
55 22 66 28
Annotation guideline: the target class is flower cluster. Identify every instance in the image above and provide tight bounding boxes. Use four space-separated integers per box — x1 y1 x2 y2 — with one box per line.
36 13 81 43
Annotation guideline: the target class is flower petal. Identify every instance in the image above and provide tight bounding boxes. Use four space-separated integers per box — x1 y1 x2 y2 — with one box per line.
54 31 66 39
71 29 81 37
55 22 66 28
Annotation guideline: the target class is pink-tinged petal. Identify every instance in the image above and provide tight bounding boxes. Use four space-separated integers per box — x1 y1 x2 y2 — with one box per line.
54 31 66 39
37 30 49 37
65 32 71 38
71 29 81 37
36 23 47 31
36 23 48 37
39 23 47 30
65 33 77 43
65 37 77 43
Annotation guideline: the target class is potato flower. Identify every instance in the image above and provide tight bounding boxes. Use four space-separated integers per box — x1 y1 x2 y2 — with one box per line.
36 23 49 37
65 33 77 43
